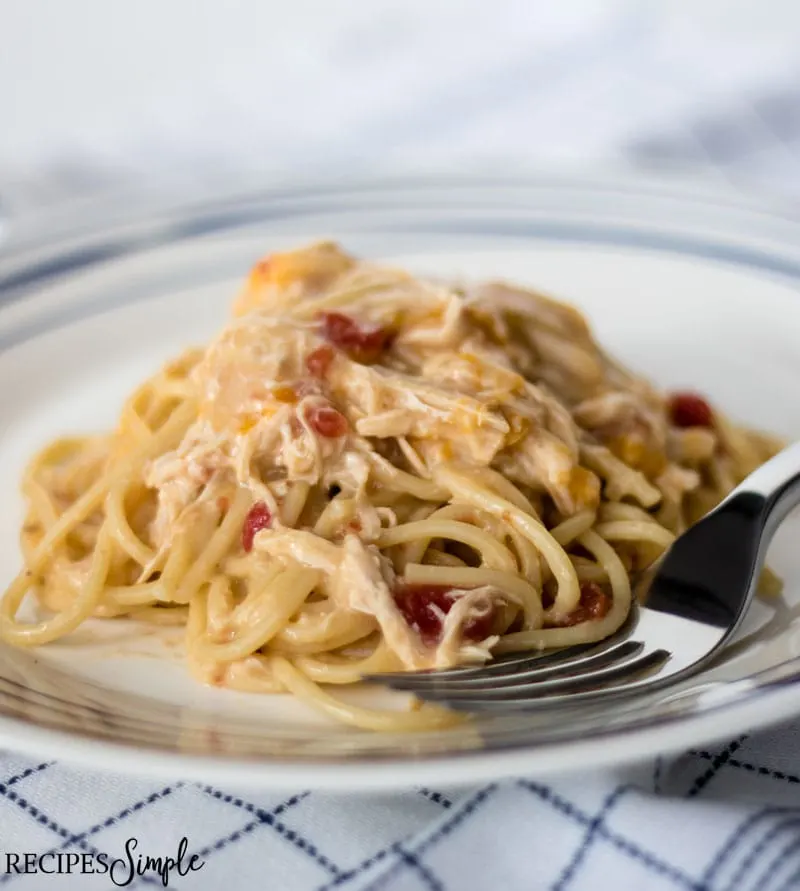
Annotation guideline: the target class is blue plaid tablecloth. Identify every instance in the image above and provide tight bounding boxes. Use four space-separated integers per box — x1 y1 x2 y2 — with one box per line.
0 719 799 890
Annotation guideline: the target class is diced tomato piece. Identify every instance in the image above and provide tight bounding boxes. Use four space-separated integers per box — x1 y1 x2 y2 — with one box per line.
306 345 335 378
668 392 714 428
556 582 612 627
394 584 496 646
463 605 497 643
242 502 272 552
307 405 348 438
319 312 392 363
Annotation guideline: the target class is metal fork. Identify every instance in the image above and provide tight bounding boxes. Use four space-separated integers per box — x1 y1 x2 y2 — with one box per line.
365 441 800 712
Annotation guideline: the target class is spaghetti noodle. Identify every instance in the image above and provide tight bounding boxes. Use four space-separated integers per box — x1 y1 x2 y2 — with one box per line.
1 242 782 730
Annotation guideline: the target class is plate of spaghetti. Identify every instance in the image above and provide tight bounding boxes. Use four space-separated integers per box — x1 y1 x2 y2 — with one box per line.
1 177 800 789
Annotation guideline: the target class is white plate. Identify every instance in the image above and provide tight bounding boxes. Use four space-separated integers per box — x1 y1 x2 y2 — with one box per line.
2 176 800 791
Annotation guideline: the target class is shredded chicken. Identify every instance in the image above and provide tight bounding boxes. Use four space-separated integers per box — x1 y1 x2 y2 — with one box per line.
255 530 492 668
136 241 747 670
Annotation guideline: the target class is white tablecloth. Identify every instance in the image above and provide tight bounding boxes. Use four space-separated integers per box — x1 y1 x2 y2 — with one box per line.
0 724 799 889
2 3 800 888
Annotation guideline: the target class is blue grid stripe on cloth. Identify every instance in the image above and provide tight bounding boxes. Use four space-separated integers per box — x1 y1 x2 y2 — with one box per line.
686 738 748 799
348 773 800 891
317 832 398 891
731 816 800 891
391 844 445 891
700 807 792 888
0 784 184 888
0 777 167 889
360 786 500 891
549 785 632 891
754 833 800 891
2 763 55 788
1 736 798 890
519 782 703 891
689 752 800 788
416 790 452 810
124 788 312 891
200 786 343 877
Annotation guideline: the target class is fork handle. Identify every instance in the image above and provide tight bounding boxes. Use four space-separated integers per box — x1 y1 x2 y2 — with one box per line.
722 439 800 535
645 440 800 631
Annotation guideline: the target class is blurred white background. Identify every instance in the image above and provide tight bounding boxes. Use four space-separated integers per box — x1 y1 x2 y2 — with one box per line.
2 0 800 207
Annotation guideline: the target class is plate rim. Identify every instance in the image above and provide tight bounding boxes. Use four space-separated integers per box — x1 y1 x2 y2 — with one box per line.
0 669 794 790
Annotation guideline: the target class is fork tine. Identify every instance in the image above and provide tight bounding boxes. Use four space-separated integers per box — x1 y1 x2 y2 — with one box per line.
376 640 645 693
366 602 640 685
404 649 671 711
